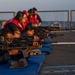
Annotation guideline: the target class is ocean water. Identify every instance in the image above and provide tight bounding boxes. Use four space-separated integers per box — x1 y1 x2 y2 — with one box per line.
41 21 75 29
0 21 75 29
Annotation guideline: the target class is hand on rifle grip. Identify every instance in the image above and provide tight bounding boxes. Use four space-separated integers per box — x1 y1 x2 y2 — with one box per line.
9 49 19 55
34 35 39 41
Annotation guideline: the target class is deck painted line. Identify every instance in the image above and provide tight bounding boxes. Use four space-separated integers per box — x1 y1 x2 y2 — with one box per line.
52 42 75 45
41 65 75 73
43 65 75 68
51 31 70 33
41 70 75 73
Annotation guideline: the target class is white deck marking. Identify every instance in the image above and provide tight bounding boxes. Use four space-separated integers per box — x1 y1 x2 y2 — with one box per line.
52 42 75 45
41 65 75 73
43 65 75 68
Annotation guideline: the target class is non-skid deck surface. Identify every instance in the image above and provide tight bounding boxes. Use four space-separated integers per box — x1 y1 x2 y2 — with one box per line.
39 31 75 75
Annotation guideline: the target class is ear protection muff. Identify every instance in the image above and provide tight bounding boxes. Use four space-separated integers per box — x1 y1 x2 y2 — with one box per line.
0 36 4 43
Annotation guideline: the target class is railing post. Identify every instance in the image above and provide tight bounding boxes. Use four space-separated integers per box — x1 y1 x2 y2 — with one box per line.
13 12 16 17
69 10 72 29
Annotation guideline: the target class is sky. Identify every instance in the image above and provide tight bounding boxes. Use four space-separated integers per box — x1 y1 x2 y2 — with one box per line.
0 0 75 12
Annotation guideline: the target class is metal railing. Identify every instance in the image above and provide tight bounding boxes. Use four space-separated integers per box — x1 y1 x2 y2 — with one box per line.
0 11 16 28
38 10 69 29
0 10 75 30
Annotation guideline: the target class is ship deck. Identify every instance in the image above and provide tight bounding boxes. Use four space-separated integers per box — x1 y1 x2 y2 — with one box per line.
39 30 75 75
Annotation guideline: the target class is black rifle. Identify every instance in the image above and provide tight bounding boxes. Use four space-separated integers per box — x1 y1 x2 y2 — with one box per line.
0 42 28 57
